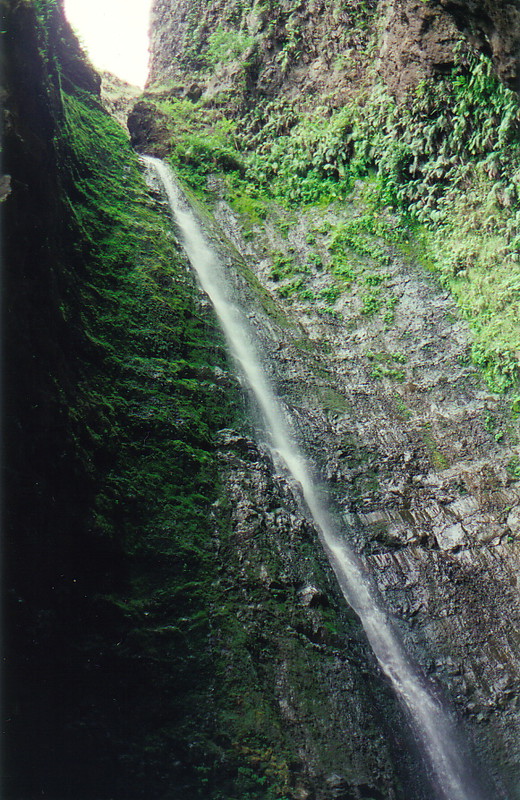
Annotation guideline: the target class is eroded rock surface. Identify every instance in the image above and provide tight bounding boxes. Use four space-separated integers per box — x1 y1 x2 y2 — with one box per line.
439 0 520 90
213 430 428 800
145 0 520 110
147 0 378 108
208 186 520 798
379 0 520 97
100 71 141 131
378 0 461 99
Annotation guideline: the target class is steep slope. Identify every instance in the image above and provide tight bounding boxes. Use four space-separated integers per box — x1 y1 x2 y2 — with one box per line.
3 1 236 796
438 0 520 89
128 0 520 796
147 0 377 108
3 2 429 799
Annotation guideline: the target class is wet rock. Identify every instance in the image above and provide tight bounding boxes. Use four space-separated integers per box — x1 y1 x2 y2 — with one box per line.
293 786 312 800
184 82 202 101
215 429 260 458
208 189 520 795
298 584 329 608
506 505 520 535
434 522 467 550
146 0 376 109
0 174 12 202
127 100 171 157
100 71 141 131
439 0 520 90
325 773 356 800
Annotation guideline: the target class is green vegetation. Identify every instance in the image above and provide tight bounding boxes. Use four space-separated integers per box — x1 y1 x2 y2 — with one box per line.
227 47 519 390
421 424 449 470
10 5 392 797
47 86 258 797
507 456 520 479
18 2 520 798
150 97 244 191
393 395 413 420
139 0 519 396
206 26 255 65
241 104 353 204
269 251 299 281
57 87 360 800
367 350 406 381
361 291 383 315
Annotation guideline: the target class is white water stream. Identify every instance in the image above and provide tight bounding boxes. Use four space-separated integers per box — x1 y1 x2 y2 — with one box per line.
146 156 492 800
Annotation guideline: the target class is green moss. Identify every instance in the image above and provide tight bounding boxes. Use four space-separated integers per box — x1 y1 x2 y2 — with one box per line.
421 425 449 470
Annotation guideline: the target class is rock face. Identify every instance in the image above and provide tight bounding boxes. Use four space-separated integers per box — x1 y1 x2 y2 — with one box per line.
4 3 437 799
147 0 377 107
133 2 520 792
100 71 141 131
211 429 426 800
207 188 520 798
378 0 461 100
127 98 172 155
6 1 520 799
146 0 520 107
439 0 520 90
379 0 520 97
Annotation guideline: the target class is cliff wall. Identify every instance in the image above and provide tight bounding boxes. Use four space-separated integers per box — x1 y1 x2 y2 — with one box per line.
129 0 520 797
4 0 520 798
147 0 520 105
3 2 422 798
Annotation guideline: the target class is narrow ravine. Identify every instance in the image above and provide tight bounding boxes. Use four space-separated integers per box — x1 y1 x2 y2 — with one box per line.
146 156 500 800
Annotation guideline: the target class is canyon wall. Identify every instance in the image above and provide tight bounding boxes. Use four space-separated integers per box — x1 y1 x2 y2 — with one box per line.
4 0 520 798
3 2 425 798
146 0 520 105
131 0 520 797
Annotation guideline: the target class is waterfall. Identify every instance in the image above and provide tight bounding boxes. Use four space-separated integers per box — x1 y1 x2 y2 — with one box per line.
145 156 494 800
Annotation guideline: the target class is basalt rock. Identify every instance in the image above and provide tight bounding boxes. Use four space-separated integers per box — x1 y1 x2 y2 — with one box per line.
100 71 141 131
378 0 520 98
146 0 377 109
209 187 520 798
438 0 520 90
3 3 436 799
145 0 519 116
127 99 172 156
7 0 520 798
378 0 461 100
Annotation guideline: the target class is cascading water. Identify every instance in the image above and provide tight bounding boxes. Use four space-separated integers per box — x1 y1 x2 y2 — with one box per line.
145 156 496 800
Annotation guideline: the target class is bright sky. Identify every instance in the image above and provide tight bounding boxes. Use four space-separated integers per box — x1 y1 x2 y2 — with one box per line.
63 0 153 88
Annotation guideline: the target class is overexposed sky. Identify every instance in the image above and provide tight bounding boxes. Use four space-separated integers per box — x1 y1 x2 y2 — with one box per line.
64 0 153 87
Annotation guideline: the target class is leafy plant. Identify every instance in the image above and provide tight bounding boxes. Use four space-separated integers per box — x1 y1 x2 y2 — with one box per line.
361 291 382 315
370 365 405 381
506 457 520 479
206 26 255 66
269 252 297 281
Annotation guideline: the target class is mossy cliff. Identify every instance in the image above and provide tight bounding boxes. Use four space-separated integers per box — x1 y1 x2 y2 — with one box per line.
3 2 423 799
127 0 520 797
4 0 520 798
4 1 235 796
136 0 520 393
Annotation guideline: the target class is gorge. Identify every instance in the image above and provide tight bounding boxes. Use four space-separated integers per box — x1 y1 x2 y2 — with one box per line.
3 2 520 800
147 155 496 800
